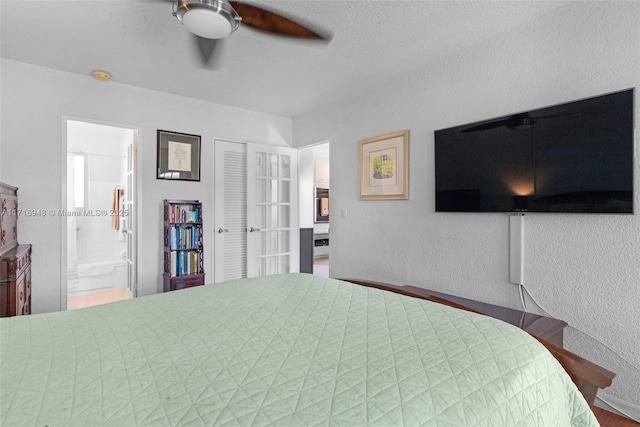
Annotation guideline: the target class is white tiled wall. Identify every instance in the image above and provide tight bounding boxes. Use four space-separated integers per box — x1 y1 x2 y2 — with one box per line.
74 142 127 263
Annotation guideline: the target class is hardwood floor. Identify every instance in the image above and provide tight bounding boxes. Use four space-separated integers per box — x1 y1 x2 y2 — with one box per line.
313 256 329 277
593 406 640 427
67 288 128 310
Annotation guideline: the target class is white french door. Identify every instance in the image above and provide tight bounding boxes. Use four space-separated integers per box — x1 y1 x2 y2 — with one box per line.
213 140 298 282
125 136 137 297
247 143 298 277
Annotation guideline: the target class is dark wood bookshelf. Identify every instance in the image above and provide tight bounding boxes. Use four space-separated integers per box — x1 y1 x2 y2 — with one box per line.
163 199 204 292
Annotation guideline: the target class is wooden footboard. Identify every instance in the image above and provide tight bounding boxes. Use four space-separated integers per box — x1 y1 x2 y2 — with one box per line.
340 278 615 407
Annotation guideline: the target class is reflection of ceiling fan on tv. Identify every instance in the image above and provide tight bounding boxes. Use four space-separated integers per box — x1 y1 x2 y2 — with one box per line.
172 0 328 64
462 111 579 133
462 113 535 133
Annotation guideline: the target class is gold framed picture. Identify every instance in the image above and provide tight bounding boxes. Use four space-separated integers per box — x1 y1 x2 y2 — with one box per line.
359 130 409 200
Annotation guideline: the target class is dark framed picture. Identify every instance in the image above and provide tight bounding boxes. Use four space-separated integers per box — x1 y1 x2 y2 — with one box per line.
157 130 201 181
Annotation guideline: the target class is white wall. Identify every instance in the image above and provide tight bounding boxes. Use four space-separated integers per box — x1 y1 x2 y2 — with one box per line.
299 143 330 229
293 2 639 409
1 58 292 313
299 155 315 229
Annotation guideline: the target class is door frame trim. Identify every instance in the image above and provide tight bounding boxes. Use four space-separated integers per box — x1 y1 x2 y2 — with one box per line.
60 116 142 311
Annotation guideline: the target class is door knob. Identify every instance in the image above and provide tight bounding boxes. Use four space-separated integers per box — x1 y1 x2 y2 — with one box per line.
247 227 261 233
217 227 229 234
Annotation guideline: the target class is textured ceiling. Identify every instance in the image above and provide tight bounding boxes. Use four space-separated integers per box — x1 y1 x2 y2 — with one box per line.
1 0 566 118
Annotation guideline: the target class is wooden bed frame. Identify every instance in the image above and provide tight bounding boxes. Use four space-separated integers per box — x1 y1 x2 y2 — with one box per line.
341 278 615 408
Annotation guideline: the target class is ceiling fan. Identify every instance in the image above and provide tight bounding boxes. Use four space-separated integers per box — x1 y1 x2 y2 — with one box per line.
172 0 327 65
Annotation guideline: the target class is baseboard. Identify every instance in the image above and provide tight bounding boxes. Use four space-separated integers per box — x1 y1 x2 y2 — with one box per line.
595 393 640 422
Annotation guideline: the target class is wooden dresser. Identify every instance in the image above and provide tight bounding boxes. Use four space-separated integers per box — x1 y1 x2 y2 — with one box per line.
0 182 32 317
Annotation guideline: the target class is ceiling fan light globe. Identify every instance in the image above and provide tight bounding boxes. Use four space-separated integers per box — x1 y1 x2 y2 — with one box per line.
182 9 232 39
173 0 241 39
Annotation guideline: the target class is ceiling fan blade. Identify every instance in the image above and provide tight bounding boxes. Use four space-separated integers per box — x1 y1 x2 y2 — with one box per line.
229 1 326 40
194 35 224 69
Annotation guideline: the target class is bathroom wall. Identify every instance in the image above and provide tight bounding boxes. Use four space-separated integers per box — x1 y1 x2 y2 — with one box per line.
67 121 131 264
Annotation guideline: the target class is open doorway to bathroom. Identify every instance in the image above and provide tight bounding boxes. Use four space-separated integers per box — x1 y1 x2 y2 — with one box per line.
66 120 138 310
298 142 330 277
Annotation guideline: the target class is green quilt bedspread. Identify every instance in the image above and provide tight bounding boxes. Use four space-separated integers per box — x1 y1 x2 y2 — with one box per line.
1 273 598 426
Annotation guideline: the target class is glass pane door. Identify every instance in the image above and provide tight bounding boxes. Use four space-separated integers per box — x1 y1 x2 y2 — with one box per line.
247 144 298 277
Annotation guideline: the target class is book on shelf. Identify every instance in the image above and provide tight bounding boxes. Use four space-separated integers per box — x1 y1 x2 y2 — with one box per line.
169 250 202 277
168 204 200 224
185 211 197 223
169 225 201 250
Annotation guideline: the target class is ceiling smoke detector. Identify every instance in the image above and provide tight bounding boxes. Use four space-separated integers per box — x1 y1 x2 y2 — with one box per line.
92 70 112 81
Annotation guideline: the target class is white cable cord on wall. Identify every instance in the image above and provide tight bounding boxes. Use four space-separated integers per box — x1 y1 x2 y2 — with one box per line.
507 214 638 421
521 284 640 422
518 283 527 312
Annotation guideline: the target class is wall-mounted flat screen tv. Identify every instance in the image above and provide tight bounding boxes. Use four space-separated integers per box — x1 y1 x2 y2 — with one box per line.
435 89 634 213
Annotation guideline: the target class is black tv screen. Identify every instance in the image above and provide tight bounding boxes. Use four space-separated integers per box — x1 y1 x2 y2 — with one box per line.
435 89 634 213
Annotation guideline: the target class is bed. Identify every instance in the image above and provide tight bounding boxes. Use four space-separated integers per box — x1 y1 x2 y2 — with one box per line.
1 273 604 426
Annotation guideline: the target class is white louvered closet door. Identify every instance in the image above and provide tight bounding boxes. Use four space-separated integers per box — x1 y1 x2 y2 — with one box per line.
214 140 299 282
214 141 247 282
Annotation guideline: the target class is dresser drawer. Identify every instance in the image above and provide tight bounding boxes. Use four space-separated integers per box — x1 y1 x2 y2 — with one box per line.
0 244 32 317
0 245 31 280
15 246 31 278
0 191 18 256
14 269 30 316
